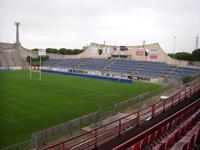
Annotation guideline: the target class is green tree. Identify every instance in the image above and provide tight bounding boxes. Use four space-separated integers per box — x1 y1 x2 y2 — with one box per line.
145 50 149 56
192 49 200 61
175 52 192 60
72 49 84 54
59 48 67 54
98 49 103 55
182 76 192 84
46 48 58 54
168 53 175 58
32 48 39 51
26 56 49 65
33 48 83 55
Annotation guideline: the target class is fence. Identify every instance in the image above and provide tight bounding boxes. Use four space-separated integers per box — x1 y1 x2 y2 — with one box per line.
1 138 37 150
31 82 175 149
32 112 100 148
42 83 200 150
112 82 179 114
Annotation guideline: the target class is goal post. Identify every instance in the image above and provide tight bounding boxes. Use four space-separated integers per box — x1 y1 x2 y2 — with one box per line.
29 49 46 80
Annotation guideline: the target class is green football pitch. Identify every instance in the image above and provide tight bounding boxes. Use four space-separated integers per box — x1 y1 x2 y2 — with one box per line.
0 70 161 148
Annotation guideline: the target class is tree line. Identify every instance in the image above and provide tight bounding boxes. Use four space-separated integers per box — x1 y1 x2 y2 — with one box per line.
27 56 49 66
32 48 84 55
168 48 200 61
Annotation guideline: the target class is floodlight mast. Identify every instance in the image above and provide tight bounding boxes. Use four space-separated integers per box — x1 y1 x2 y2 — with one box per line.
15 22 20 44
40 54 41 81
30 50 32 80
173 36 176 58
196 36 199 50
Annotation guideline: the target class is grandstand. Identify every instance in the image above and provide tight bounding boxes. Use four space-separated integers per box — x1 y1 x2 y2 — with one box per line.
1 36 200 82
43 58 200 81
41 42 200 82
0 42 29 68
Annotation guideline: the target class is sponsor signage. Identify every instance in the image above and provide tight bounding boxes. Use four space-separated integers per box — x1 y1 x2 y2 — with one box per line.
103 47 110 54
150 48 157 55
90 47 98 54
120 46 128 51
136 48 144 56
38 49 46 56
149 48 158 59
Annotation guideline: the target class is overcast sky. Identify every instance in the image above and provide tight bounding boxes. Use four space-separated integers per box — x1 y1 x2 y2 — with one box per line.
0 0 199 53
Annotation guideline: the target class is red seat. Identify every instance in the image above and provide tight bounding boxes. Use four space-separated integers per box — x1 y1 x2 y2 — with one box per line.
197 111 200 119
173 128 181 142
131 141 141 150
186 122 200 145
167 120 173 130
195 127 200 144
179 136 190 149
165 135 174 150
187 119 192 129
179 113 185 121
190 115 196 126
193 122 200 129
179 123 187 137
181 142 189 150
171 142 188 150
188 134 195 150
149 131 156 144
171 119 176 127
152 144 161 150
141 136 149 149
160 139 166 150
194 111 200 122
186 125 197 137
184 121 190 133
161 124 168 135
156 128 162 139
174 117 179 125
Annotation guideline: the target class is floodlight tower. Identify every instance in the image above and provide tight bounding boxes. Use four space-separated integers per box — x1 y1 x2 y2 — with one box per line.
142 40 145 61
196 36 199 49
15 22 20 44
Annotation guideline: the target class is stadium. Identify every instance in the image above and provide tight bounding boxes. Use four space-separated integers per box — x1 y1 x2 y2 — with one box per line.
0 23 200 150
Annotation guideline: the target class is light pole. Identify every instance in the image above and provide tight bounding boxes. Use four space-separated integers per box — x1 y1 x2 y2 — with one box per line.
196 36 199 50
14 22 20 44
173 36 176 58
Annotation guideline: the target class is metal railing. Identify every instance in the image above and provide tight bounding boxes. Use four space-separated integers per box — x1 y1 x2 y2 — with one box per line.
113 93 200 150
32 82 173 149
42 83 200 150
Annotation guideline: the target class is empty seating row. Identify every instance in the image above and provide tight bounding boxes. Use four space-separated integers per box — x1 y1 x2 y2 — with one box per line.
78 59 111 70
113 97 200 150
114 60 144 65
43 58 200 80
0 52 23 66
171 122 200 150
130 110 200 150
43 59 82 67
105 65 136 73
151 110 200 150
171 67 200 80
139 70 169 77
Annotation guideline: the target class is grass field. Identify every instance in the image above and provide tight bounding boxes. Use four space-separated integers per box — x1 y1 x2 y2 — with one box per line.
0 70 161 148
